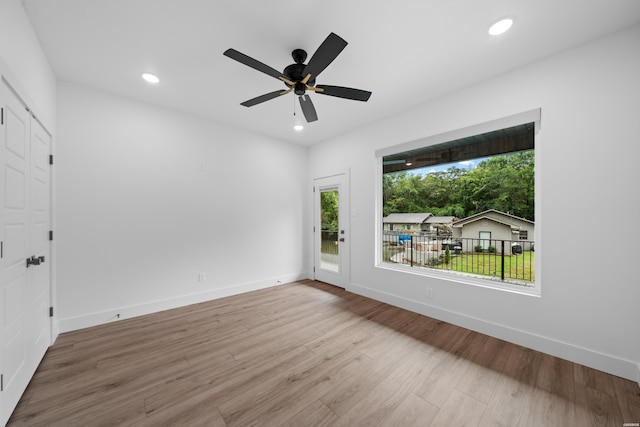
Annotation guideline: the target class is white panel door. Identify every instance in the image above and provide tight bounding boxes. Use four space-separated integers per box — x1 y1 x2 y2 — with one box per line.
0 81 52 426
0 81 31 425
27 118 51 367
314 173 349 288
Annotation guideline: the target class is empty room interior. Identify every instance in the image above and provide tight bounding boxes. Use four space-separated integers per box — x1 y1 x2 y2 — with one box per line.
1 0 640 425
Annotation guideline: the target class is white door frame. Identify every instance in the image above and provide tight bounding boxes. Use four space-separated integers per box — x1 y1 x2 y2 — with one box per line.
313 170 350 288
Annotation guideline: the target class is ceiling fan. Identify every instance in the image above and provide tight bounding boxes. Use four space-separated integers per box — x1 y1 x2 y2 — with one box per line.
223 32 372 123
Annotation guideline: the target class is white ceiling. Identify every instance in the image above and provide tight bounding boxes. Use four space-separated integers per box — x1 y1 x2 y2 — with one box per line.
22 0 640 146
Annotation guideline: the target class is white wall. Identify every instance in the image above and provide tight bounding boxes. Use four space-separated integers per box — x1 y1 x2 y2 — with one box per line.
0 0 56 131
309 25 640 382
56 82 308 330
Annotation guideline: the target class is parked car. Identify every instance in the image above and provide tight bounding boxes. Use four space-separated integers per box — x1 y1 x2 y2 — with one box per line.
441 241 462 251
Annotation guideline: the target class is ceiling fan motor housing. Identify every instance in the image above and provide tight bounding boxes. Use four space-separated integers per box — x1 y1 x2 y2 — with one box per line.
283 49 315 93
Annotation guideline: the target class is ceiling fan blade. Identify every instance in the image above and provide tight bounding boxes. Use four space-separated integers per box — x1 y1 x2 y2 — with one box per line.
299 95 318 122
241 90 288 107
316 85 372 102
302 33 348 81
224 48 286 81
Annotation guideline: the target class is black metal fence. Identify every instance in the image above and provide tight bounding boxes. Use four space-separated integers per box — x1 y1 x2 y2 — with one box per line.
383 231 534 284
321 230 339 255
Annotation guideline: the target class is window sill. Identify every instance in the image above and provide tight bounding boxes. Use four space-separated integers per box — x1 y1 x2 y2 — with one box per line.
376 261 541 297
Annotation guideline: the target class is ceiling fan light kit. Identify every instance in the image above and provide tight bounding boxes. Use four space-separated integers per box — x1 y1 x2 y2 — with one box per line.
224 32 372 124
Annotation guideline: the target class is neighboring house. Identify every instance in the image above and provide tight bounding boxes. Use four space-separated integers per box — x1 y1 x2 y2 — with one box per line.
452 209 534 254
383 213 457 234
383 213 431 232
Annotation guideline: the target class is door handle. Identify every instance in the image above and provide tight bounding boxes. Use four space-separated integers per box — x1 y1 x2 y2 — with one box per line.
339 238 345 242
26 256 41 268
25 255 44 268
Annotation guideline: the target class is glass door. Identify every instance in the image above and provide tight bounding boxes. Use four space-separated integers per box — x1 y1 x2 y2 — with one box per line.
314 173 349 287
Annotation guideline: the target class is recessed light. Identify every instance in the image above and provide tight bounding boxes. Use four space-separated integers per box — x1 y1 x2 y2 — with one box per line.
293 124 304 132
142 73 160 84
489 18 514 36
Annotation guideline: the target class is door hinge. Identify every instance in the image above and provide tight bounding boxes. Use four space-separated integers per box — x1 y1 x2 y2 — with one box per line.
313 226 315 232
313 186 315 193
1 241 3 259
49 307 54 317
49 230 53 241
49 155 54 165
313 266 315 273
1 107 4 125
1 373 3 392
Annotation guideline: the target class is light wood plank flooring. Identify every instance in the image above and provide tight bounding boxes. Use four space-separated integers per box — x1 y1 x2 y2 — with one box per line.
8 280 640 426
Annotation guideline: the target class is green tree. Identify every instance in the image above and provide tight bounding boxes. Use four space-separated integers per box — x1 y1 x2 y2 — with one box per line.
382 150 534 221
320 191 339 230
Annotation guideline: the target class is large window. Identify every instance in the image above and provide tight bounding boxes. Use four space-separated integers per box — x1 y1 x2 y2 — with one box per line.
377 110 540 292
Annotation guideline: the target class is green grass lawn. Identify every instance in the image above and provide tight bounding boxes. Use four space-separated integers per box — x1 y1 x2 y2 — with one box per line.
383 244 534 283
442 251 535 283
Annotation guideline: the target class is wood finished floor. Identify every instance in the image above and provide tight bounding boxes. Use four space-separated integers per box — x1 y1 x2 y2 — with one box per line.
8 280 640 427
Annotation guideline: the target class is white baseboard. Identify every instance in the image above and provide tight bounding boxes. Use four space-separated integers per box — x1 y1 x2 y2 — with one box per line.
347 282 640 384
58 272 307 333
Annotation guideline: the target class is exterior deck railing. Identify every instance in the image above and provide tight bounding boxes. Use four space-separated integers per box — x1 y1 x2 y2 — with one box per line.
383 231 535 284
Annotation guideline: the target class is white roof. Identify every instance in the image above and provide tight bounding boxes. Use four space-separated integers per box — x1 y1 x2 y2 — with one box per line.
425 216 456 224
383 213 432 224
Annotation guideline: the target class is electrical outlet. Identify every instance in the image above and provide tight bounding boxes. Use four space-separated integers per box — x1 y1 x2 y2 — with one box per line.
426 288 433 299
199 273 206 282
